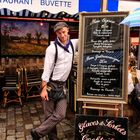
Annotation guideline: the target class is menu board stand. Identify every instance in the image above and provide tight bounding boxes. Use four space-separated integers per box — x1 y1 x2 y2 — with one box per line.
82 101 123 117
77 12 129 107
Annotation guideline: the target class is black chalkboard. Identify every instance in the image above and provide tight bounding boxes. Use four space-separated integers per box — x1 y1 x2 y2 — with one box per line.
77 12 129 103
75 114 128 140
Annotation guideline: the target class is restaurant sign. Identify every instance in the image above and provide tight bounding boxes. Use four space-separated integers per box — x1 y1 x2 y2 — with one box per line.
75 114 128 140
0 0 79 14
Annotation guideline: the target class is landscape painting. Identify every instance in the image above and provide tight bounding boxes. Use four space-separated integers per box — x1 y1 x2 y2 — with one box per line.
0 19 49 56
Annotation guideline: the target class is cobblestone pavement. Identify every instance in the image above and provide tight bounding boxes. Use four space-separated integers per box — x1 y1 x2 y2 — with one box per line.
0 98 140 140
0 99 74 140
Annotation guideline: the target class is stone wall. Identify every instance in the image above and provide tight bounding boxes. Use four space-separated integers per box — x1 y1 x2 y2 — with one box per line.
0 57 44 73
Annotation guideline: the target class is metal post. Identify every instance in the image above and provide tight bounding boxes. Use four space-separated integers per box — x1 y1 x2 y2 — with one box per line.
101 0 108 12
138 30 140 69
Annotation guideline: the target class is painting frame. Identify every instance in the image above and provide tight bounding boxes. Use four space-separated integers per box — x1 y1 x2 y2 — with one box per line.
0 17 50 57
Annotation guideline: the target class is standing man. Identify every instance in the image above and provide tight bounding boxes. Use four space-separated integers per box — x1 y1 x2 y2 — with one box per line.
30 22 78 140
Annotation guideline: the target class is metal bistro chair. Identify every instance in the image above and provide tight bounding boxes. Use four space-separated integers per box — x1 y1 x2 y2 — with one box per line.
2 68 22 107
23 66 41 100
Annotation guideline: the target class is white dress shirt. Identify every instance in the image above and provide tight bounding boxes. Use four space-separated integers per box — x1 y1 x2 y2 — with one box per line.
41 39 78 82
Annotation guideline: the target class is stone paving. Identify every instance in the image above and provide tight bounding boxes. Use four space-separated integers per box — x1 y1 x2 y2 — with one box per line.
0 98 140 140
0 99 74 140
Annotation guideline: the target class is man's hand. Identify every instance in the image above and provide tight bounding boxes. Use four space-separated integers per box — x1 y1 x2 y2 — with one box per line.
40 89 49 101
40 81 49 101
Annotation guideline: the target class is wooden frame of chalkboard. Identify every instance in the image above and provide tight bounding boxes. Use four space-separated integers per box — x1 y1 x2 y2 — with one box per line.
77 12 129 104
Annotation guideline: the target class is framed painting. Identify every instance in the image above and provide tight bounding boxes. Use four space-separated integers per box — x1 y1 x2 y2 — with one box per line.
0 18 49 57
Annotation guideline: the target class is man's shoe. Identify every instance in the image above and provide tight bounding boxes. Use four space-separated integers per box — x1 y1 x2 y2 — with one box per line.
30 129 40 140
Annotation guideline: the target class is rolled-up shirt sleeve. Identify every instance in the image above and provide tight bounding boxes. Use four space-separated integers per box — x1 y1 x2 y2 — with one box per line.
41 44 55 82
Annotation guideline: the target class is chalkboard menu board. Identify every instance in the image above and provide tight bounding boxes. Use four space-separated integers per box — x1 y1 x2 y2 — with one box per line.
75 114 128 140
77 12 129 103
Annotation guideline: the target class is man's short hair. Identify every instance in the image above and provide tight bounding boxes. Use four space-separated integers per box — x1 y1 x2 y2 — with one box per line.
54 22 69 32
